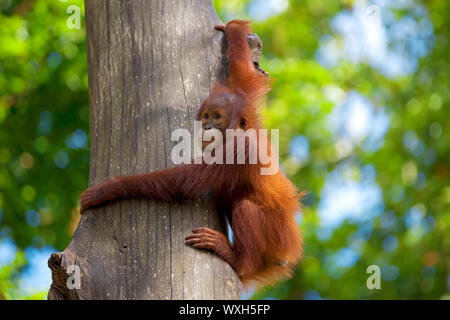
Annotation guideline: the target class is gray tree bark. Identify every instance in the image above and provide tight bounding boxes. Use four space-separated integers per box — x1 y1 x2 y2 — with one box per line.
48 0 265 300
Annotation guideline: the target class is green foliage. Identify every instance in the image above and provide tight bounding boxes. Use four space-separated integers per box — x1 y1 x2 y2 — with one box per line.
0 249 26 300
0 0 88 251
0 0 448 299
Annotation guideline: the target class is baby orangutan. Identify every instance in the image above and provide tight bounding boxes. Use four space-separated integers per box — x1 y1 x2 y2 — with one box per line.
80 20 303 286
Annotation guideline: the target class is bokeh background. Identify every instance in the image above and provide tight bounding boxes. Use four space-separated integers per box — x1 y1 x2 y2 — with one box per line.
0 0 448 299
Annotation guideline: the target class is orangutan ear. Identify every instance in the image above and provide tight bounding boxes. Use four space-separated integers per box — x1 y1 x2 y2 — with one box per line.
240 117 248 129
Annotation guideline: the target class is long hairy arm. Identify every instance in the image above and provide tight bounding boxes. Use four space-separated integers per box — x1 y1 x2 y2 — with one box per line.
80 163 213 213
231 199 266 278
216 20 270 103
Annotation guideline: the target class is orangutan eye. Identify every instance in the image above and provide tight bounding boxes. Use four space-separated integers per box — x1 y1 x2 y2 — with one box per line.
240 118 247 128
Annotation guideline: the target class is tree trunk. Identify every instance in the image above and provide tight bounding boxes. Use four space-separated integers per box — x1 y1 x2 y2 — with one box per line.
47 0 244 300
